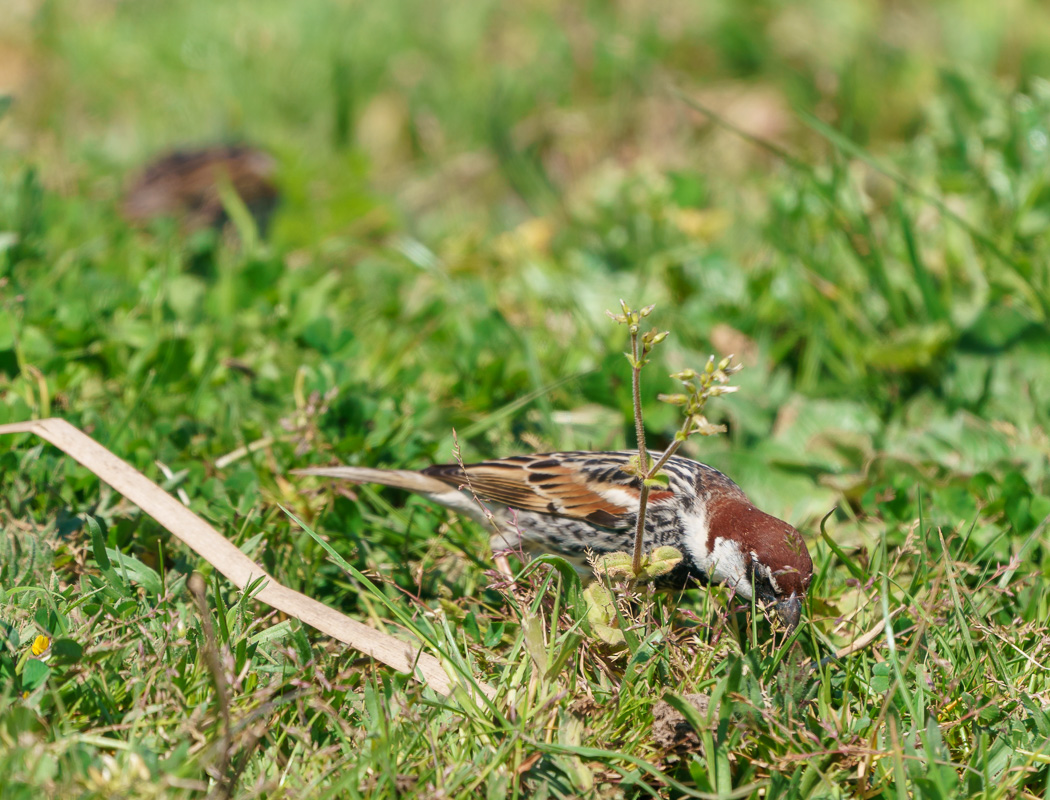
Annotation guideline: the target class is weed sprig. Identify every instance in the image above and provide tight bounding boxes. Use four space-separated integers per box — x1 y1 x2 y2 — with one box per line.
605 299 741 576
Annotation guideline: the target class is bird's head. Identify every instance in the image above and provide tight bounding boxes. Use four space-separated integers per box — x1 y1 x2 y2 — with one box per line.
699 498 813 629
746 531 812 629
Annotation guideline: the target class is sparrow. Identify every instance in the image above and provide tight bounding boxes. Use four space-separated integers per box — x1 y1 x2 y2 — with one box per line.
123 145 279 235
295 451 813 628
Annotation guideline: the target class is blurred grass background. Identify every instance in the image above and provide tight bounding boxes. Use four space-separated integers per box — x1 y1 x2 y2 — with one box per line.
3 0 1050 797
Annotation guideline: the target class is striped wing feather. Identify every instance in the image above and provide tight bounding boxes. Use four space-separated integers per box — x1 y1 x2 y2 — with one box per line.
421 453 675 528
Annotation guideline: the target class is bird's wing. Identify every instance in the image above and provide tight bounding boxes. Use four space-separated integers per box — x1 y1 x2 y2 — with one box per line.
422 452 676 529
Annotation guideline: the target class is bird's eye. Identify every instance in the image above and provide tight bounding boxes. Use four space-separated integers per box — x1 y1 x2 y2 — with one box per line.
751 559 782 596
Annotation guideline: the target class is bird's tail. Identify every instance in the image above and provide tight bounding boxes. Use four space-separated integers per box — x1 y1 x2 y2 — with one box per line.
291 465 451 495
293 464 499 529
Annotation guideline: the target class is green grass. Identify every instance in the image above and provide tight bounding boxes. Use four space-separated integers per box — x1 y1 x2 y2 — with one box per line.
3 0 1050 797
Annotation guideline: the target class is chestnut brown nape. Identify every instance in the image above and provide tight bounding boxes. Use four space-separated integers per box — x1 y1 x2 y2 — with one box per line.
768 530 814 600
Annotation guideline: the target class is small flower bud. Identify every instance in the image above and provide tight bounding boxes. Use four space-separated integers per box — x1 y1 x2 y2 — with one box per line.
658 393 689 405
692 415 727 436
706 385 740 397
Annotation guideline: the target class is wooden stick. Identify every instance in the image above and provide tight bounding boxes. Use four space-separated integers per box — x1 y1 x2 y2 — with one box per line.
0 418 490 698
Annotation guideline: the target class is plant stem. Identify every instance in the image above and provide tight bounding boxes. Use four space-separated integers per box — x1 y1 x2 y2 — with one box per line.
632 483 650 575
649 415 695 476
633 415 695 574
629 325 650 575
630 328 648 468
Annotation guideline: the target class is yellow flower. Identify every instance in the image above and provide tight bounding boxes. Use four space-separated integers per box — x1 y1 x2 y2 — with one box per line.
31 635 51 656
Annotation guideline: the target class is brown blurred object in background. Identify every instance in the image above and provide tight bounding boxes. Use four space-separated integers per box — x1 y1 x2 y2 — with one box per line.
123 145 279 235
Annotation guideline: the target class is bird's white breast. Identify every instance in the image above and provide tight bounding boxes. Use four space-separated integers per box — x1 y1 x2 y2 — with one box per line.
677 502 711 569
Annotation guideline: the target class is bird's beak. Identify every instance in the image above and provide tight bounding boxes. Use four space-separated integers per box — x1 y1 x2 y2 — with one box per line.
775 593 802 629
